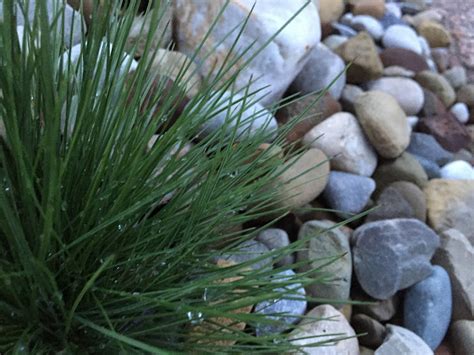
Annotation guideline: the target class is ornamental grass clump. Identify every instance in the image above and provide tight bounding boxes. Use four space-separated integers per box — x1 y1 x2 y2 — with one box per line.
0 0 346 352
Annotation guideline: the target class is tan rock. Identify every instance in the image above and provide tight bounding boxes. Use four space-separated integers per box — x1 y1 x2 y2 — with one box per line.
319 0 345 25
415 71 456 107
152 49 202 97
348 0 386 19
432 229 474 321
457 84 474 107
290 305 360 354
424 179 474 244
303 112 378 177
336 32 384 84
406 9 445 28
275 149 330 211
417 21 452 48
355 91 410 158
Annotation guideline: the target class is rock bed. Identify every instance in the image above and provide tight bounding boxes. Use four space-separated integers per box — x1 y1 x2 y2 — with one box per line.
52 0 474 353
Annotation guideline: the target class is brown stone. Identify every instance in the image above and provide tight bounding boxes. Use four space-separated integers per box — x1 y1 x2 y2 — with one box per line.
380 48 429 73
418 113 471 152
276 92 342 143
435 341 454 355
351 314 386 348
348 0 386 19
335 32 384 84
417 20 452 48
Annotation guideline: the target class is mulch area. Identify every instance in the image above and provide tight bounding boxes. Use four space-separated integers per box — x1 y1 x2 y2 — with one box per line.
432 0 474 81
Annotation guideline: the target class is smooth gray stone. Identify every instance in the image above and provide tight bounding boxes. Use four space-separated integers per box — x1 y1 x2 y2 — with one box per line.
323 171 375 218
353 219 440 300
407 132 453 166
254 269 306 336
404 266 452 350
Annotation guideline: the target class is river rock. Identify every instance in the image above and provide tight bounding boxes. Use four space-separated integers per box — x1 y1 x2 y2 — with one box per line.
381 12 405 29
290 305 359 354
297 220 352 302
341 84 365 113
415 71 456 107
277 92 341 143
174 0 321 106
375 324 434 355
443 66 467 90
421 89 448 117
335 32 384 84
367 77 424 115
450 320 474 355
433 229 474 320
407 8 444 28
440 160 474 180
257 228 293 267
332 22 358 37
192 91 278 141
418 113 471 152
152 49 202 97
383 66 415 78
354 294 400 322
125 6 173 58
457 84 474 107
323 34 348 50
323 172 375 218
404 266 452 350
382 25 422 54
450 102 470 124
417 20 451 48
355 91 410 159
431 48 450 72
424 179 474 244
319 0 345 26
353 219 440 300
367 181 426 222
254 269 306 336
348 0 386 19
303 112 377 176
274 149 329 211
413 155 442 179
350 15 385 40
372 152 429 194
407 132 453 166
6 0 82 47
219 239 271 270
352 314 386 348
292 43 346 100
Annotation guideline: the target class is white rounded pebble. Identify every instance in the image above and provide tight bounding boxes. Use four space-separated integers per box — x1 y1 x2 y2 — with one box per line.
450 103 470 124
418 36 431 58
350 15 385 40
440 161 474 180
383 25 422 54
385 3 402 18
407 116 419 128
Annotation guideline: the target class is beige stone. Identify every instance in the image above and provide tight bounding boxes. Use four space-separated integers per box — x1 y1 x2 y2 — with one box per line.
290 305 360 354
275 149 330 211
417 20 452 48
348 0 386 19
424 179 474 244
355 91 410 158
152 49 202 97
336 32 384 84
433 229 474 321
415 70 456 107
319 0 345 25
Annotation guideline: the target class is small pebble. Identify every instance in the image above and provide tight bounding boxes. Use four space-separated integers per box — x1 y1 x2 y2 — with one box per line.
440 160 474 180
450 102 470 124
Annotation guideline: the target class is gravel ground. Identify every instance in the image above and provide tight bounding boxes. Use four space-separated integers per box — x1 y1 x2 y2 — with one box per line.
432 0 474 81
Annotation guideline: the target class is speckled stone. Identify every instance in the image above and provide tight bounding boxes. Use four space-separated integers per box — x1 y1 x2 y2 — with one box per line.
353 219 440 300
